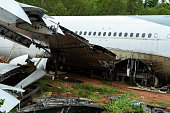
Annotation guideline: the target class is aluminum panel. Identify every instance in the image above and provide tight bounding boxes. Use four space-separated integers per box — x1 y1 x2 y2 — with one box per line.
0 89 20 112
0 0 31 24
0 63 19 75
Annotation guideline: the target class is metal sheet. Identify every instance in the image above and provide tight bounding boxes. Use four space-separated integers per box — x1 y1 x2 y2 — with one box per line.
0 84 24 92
9 54 28 65
0 63 19 75
0 89 20 113
15 69 45 89
0 0 31 24
42 16 64 35
31 58 48 70
19 2 46 15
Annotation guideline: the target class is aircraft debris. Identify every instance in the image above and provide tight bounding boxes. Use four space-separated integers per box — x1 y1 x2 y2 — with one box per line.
0 63 22 82
0 54 46 112
0 0 31 24
158 86 170 92
15 69 45 89
17 97 104 113
0 84 25 113
9 54 28 65
128 84 168 93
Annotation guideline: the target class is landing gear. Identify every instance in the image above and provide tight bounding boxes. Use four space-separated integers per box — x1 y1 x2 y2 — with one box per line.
114 59 159 87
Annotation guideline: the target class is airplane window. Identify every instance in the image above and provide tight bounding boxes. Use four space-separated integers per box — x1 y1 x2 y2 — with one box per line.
142 33 145 38
93 32 96 36
136 33 139 37
103 32 106 36
113 32 117 36
88 31 92 36
154 33 158 38
124 33 128 37
119 32 122 37
148 33 152 38
79 31 82 35
84 31 87 35
108 32 111 36
75 31 78 34
130 33 133 37
98 32 101 36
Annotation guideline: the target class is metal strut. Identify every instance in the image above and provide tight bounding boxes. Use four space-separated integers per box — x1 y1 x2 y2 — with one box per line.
5 43 17 62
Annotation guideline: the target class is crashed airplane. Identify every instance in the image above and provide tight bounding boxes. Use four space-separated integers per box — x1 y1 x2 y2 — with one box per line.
51 16 170 86
0 0 170 112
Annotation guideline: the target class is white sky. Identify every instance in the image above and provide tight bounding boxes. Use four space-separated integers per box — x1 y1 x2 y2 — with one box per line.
143 0 169 3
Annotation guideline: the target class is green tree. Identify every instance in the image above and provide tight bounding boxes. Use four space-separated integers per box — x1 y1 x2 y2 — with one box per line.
144 0 158 7
96 0 127 15
14 0 170 16
127 0 143 15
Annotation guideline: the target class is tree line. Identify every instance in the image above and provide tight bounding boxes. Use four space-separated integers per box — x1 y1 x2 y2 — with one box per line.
16 0 170 15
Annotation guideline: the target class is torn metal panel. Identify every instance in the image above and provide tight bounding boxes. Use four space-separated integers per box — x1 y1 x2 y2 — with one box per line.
0 23 32 48
0 89 20 113
0 63 19 75
16 2 55 35
19 2 46 17
31 58 48 70
19 2 47 26
0 84 24 92
9 54 28 65
20 97 104 113
15 69 45 89
0 63 22 82
42 16 64 35
49 25 116 70
16 22 53 35
0 0 31 24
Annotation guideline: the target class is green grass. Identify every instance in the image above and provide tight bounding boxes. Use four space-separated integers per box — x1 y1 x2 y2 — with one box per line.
100 80 112 86
150 101 170 107
38 78 135 102
70 83 135 100
123 91 136 97
37 80 57 94
104 96 144 113
58 84 68 93
72 83 123 95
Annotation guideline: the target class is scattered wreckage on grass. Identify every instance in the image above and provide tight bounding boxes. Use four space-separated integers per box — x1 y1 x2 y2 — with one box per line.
0 0 170 112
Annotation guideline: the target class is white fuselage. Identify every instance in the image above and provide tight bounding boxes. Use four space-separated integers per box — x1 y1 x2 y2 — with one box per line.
0 37 45 59
52 16 170 58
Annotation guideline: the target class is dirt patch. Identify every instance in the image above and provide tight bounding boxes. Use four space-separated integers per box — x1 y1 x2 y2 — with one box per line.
41 73 170 108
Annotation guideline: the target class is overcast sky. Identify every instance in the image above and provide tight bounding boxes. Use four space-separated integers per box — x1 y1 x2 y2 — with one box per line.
143 0 169 3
